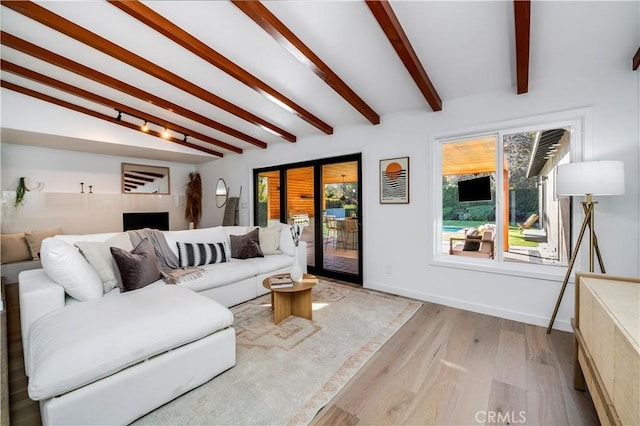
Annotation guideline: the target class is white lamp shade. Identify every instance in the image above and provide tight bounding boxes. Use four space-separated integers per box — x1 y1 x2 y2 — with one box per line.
556 161 625 196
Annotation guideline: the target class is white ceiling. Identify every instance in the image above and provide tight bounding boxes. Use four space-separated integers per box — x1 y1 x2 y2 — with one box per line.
0 1 637 163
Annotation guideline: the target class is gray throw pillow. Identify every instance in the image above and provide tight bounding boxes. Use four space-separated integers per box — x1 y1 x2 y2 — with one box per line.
110 238 161 292
463 231 482 251
229 228 264 259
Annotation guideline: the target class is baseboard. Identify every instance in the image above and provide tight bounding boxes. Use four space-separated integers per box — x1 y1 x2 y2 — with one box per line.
365 281 572 333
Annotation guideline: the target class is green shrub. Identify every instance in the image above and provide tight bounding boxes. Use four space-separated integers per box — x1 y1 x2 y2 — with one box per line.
326 199 343 209
460 204 495 221
442 206 455 219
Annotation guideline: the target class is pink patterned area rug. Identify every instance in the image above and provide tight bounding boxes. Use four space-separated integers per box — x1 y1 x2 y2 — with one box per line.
134 280 422 425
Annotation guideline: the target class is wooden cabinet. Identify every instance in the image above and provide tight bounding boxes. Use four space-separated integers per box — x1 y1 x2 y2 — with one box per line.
573 272 639 425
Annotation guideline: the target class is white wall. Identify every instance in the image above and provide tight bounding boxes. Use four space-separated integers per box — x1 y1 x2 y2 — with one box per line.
1 143 196 233
0 143 194 194
0 89 209 159
0 1 636 331
196 5 640 331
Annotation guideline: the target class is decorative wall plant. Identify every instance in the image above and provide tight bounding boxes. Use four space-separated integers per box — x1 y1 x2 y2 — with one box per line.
14 177 45 208
14 177 27 207
185 172 202 228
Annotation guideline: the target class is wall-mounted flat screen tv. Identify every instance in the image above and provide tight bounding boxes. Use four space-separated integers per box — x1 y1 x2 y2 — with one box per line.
458 176 492 202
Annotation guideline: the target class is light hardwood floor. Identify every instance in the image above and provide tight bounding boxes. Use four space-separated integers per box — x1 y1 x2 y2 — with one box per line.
5 282 41 426
5 280 598 425
311 294 599 425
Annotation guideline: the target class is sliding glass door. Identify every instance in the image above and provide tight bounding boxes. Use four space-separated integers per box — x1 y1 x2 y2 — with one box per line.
321 161 359 276
256 170 280 227
286 166 316 269
254 154 362 284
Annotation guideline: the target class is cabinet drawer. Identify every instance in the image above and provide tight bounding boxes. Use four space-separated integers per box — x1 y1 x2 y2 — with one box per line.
614 326 640 425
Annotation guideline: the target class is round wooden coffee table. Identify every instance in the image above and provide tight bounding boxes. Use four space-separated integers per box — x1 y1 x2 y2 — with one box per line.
263 274 318 324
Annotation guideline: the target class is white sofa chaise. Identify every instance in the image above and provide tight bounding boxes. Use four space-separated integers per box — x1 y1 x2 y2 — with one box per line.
28 285 236 425
18 223 307 425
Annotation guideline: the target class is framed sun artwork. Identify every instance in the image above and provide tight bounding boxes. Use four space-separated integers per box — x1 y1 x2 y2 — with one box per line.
380 157 409 204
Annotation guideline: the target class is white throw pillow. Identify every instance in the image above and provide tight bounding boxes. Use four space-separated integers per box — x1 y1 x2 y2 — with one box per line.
278 224 296 256
40 238 103 301
74 233 133 293
54 232 122 246
258 226 281 255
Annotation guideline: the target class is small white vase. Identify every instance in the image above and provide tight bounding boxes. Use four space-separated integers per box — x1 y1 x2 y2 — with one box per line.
290 245 303 282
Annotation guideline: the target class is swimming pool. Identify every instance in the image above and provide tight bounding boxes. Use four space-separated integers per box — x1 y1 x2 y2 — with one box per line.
442 226 464 233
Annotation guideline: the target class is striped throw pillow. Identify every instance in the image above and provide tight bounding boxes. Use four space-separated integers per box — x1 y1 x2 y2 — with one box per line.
177 241 228 267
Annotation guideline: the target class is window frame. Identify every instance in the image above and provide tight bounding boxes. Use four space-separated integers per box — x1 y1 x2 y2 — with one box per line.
429 109 590 281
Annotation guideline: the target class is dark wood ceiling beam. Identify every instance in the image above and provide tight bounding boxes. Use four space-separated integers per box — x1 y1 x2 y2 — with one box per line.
0 32 265 149
2 1 296 142
232 0 380 125
633 47 640 70
0 80 223 157
109 0 333 135
365 0 442 112
1 60 241 154
4 60 236 154
514 0 531 94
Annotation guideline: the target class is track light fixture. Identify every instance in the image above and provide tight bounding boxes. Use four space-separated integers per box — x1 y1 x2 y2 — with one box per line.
113 109 188 142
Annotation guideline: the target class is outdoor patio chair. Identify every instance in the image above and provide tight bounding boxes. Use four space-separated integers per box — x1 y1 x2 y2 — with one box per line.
324 215 339 249
518 213 539 230
449 229 495 259
343 217 358 250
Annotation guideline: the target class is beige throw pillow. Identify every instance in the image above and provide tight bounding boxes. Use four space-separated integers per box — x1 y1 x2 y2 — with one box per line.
258 226 281 255
74 233 133 293
1 232 33 264
25 228 62 260
26 228 63 259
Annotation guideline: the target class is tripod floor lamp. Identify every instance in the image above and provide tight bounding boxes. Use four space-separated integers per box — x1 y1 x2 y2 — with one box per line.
546 160 625 334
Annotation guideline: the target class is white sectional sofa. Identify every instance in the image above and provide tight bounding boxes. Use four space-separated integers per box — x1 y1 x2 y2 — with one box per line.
18 223 306 425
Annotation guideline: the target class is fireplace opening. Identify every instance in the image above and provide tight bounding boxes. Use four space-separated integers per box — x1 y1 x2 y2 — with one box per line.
123 212 169 231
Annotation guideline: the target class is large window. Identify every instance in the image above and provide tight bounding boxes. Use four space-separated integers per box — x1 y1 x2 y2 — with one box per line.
434 117 581 274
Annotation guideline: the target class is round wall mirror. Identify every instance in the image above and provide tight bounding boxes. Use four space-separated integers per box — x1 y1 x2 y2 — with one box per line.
215 178 228 208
